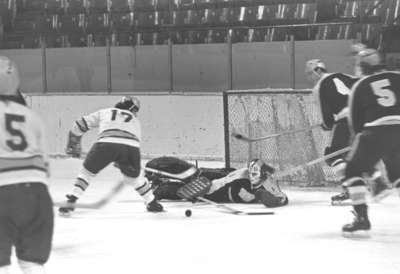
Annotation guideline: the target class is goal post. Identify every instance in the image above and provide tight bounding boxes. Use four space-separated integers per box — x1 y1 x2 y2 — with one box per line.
223 88 339 186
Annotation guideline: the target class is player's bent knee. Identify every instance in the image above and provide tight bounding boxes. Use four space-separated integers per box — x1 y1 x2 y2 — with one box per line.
78 167 96 182
120 167 140 178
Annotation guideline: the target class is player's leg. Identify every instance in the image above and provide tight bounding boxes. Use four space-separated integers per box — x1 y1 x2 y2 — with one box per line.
382 143 400 199
118 146 163 212
0 187 14 273
341 132 381 234
59 142 118 216
10 184 53 274
327 119 352 204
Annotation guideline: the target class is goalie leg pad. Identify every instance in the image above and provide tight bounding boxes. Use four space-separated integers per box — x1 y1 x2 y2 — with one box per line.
177 176 212 200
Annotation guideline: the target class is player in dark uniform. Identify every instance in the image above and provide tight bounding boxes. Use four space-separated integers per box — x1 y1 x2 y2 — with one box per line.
306 59 358 203
145 157 289 208
341 48 400 234
305 59 389 204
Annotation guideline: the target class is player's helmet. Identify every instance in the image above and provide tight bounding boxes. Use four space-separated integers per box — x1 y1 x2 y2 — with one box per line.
0 56 20 96
115 96 140 113
248 159 275 188
305 59 326 82
355 48 384 76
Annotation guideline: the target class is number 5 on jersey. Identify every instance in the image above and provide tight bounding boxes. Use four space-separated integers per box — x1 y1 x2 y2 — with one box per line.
371 79 397 107
5 113 28 151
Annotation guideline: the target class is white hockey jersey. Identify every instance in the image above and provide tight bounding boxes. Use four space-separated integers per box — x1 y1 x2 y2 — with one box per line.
73 107 141 148
0 100 48 187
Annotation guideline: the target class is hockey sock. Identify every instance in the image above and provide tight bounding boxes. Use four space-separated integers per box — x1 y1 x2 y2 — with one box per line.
123 175 154 203
343 177 368 205
18 260 45 274
353 204 369 220
71 167 96 198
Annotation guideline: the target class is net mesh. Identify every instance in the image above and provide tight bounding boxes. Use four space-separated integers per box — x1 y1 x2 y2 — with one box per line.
225 89 340 186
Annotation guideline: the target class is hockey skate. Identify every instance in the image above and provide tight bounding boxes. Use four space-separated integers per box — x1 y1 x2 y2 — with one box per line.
58 194 78 217
146 198 164 212
331 190 350 206
342 207 371 237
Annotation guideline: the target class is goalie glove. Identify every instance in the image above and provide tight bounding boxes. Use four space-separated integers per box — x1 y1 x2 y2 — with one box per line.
320 123 331 131
255 185 288 208
177 176 212 201
66 131 82 158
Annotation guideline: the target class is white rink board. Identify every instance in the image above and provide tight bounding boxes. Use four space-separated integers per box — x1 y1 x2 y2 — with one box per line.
27 94 224 160
9 158 400 274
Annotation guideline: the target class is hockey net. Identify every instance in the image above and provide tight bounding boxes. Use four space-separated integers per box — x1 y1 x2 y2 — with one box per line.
223 88 340 187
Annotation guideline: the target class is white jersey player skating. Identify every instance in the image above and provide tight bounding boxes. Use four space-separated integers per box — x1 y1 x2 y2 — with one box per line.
0 56 54 274
59 96 163 216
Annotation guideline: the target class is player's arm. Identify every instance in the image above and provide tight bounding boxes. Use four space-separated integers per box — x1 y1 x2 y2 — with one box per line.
206 168 248 194
348 80 365 134
66 111 100 157
318 80 336 130
32 113 50 176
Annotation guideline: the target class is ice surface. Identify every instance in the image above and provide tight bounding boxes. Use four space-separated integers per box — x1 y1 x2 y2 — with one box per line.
9 158 400 274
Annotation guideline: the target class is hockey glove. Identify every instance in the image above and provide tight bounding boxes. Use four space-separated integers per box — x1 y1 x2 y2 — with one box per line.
255 186 288 208
320 123 331 131
66 131 82 158
177 176 212 202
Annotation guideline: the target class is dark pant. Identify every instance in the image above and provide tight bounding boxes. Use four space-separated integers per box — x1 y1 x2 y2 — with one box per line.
0 183 54 266
325 118 351 166
345 125 400 182
84 142 141 178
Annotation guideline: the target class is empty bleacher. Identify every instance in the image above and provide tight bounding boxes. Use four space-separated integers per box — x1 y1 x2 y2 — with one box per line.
0 0 399 48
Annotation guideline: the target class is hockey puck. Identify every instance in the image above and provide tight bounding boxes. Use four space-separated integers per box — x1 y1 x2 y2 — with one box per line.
185 209 192 217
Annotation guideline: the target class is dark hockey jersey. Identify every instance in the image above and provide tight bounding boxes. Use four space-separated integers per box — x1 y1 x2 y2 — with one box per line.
314 73 359 129
349 71 400 133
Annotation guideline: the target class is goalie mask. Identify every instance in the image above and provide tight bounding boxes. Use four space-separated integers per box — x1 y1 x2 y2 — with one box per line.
0 56 20 97
115 96 140 113
248 159 275 188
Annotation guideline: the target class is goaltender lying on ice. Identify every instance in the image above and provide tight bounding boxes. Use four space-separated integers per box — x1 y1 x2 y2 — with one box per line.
145 157 289 208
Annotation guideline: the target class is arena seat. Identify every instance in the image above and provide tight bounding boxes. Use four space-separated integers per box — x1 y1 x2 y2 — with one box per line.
59 14 85 34
45 33 64 47
86 13 110 33
45 0 65 14
65 0 86 14
110 0 131 12
111 12 132 31
66 33 87 46
87 0 109 13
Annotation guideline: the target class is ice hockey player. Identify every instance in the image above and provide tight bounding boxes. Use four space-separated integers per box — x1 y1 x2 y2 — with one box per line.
0 56 54 274
341 48 400 234
59 96 163 216
305 58 389 204
305 59 357 203
146 156 288 208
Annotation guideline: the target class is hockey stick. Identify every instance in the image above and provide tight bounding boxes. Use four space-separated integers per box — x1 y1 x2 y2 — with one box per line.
147 167 275 215
53 180 126 209
232 124 320 143
272 146 351 179
197 197 274 215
